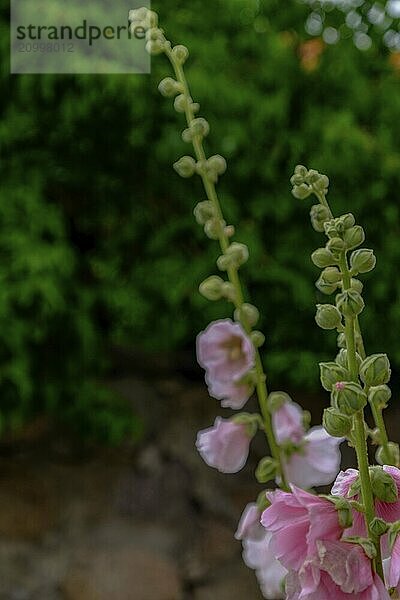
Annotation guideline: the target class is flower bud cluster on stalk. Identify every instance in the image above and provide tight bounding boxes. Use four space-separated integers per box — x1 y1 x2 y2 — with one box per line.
131 7 400 597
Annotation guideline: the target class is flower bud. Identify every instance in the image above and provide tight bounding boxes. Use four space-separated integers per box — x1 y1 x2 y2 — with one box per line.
193 201 214 225
319 362 349 392
250 331 265 348
360 354 391 387
343 225 365 250
221 282 236 302
313 174 329 192
310 204 330 232
370 466 398 503
376 442 400 467
171 44 189 64
173 156 196 178
305 168 320 185
335 349 362 371
255 457 278 484
311 248 337 268
327 237 346 257
292 183 311 200
267 391 293 412
316 274 340 295
205 218 225 240
336 290 365 317
324 219 340 239
337 332 346 349
323 407 353 437
145 27 165 41
324 495 353 529
225 243 249 268
369 518 389 537
158 77 182 97
339 213 356 231
234 303 259 327
315 304 342 330
190 117 210 138
174 94 188 113
350 249 376 275
293 164 308 179
199 276 224 301
350 278 364 294
368 385 391 410
145 39 165 55
321 267 342 284
207 155 227 176
331 382 367 416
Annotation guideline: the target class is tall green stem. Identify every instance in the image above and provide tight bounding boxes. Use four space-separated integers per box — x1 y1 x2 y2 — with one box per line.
165 48 288 490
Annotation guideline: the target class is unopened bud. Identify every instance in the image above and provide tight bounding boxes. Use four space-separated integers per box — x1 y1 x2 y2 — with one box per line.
336 290 365 317
174 156 196 178
310 204 330 232
158 77 182 97
335 349 362 371
339 213 356 231
171 44 189 64
311 247 337 268
193 201 214 225
360 354 391 387
376 442 400 467
344 225 365 250
350 249 376 275
292 183 311 200
315 304 342 330
255 457 278 484
267 391 293 412
251 331 265 348
319 362 349 392
368 385 391 410
324 495 353 529
327 237 346 257
293 164 308 179
313 174 330 192
207 155 227 176
337 332 346 349
370 466 398 503
323 407 352 437
321 267 342 284
190 117 210 138
235 303 259 327
332 382 367 416
174 94 189 113
350 278 364 294
370 518 389 537
305 168 320 185
205 218 224 240
225 243 249 268
221 282 236 302
145 39 165 55
199 276 224 301
316 274 340 295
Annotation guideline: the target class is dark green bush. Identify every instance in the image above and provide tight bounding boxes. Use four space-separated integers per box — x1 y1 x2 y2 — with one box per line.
1 0 400 438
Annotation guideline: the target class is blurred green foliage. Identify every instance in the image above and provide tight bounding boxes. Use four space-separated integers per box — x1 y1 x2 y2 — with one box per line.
1 0 400 438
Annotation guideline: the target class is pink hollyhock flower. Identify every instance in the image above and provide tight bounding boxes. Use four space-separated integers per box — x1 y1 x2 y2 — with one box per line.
332 466 400 537
236 503 286 599
286 540 390 599
261 486 344 571
207 376 254 410
197 319 255 382
196 417 252 473
272 399 305 444
281 427 343 488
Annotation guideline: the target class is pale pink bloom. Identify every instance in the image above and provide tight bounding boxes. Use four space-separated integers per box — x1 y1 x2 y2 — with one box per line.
196 417 251 473
384 551 400 593
261 486 343 571
281 427 343 488
197 319 255 381
236 504 286 599
272 400 305 444
207 376 253 410
331 466 400 537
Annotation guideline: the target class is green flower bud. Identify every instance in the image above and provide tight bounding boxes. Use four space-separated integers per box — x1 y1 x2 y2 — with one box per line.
181 128 193 143
311 248 337 268
313 174 330 192
337 332 346 349
207 155 227 176
145 27 165 41
250 331 265 348
370 466 398 503
323 495 353 529
319 362 350 392
350 249 376 275
174 156 196 178
370 517 389 537
234 303 259 327
336 290 365 317
327 237 346 257
199 276 224 301
350 278 364 294
321 267 342 284
194 201 214 225
339 213 356 231
310 204 331 233
305 168 320 185
174 94 189 113
323 407 353 437
158 77 182 97
292 183 311 200
294 164 308 179
360 354 391 387
335 349 362 371
316 274 340 295
224 225 235 238
324 219 340 239
205 218 224 240
145 39 165 55
343 225 365 250
190 117 210 138
267 391 293 412
224 243 249 268
315 304 342 330
290 173 304 186
171 44 189 64
255 457 278 484
368 385 391 410
331 382 367 416
221 282 236 302
376 442 400 467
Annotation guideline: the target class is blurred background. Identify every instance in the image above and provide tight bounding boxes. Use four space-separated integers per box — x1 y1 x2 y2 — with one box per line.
1 0 400 598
